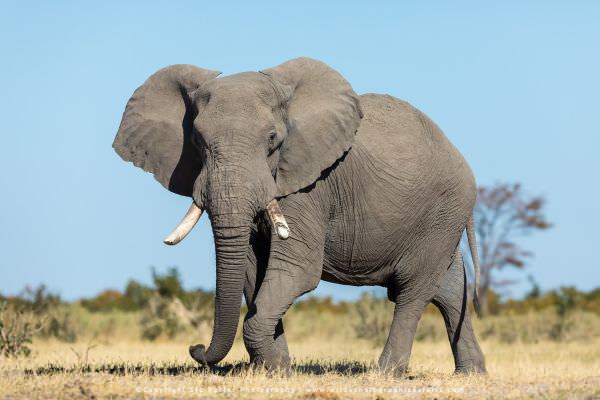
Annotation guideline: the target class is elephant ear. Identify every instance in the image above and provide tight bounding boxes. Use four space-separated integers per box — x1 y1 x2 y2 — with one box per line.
113 65 221 197
261 58 363 197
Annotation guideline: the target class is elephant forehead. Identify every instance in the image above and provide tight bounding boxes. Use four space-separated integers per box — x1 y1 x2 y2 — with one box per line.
200 72 276 102
195 79 277 133
197 97 274 130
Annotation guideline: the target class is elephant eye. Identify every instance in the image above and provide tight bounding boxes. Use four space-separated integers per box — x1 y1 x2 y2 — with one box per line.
267 131 281 154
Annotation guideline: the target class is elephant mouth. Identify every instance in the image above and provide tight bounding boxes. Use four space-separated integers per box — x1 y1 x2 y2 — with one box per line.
163 198 290 246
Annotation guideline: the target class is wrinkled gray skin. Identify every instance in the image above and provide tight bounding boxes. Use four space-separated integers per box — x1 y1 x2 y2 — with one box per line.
113 58 486 375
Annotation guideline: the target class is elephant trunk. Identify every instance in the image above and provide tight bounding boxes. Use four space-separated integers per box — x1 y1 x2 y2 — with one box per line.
190 224 250 365
189 173 255 365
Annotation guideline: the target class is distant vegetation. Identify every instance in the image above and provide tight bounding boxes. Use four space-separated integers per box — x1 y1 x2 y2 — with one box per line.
78 267 214 313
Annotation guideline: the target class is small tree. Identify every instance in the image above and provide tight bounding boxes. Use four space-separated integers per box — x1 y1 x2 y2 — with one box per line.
151 267 186 301
472 183 552 315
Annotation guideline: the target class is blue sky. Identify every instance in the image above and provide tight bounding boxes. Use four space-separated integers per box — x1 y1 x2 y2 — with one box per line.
1 1 598 301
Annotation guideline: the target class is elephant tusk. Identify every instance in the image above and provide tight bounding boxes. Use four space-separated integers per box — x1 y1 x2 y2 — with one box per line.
163 202 203 245
266 199 290 240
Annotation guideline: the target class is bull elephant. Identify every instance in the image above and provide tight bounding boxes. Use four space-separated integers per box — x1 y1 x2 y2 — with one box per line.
113 57 486 375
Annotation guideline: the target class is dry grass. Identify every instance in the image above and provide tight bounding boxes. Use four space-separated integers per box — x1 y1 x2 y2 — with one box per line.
1 337 599 399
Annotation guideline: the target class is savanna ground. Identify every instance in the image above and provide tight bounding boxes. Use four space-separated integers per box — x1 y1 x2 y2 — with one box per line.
2 301 600 400
2 338 600 399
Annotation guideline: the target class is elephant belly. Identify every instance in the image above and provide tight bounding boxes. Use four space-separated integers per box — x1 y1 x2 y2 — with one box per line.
321 190 424 287
320 149 427 287
320 93 475 287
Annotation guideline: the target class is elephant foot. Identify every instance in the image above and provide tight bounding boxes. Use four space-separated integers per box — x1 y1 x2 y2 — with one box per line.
251 361 292 377
379 364 408 378
454 363 487 375
377 349 410 378
249 348 292 376
378 356 409 378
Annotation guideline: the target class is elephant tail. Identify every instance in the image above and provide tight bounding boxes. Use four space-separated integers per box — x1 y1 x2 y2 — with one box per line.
466 214 482 318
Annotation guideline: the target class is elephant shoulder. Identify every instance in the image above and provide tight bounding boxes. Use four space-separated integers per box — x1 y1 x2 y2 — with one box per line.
355 93 441 165
357 93 439 141
358 93 416 121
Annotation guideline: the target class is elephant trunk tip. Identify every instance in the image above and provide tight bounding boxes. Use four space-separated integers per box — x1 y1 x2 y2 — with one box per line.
189 343 209 365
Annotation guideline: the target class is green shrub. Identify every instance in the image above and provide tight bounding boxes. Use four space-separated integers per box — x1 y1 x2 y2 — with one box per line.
0 286 78 343
40 306 78 343
351 293 394 347
350 295 447 345
80 283 153 312
151 267 186 300
414 313 447 342
140 295 213 341
121 280 153 310
474 310 600 343
79 268 214 313
0 301 43 357
80 289 124 312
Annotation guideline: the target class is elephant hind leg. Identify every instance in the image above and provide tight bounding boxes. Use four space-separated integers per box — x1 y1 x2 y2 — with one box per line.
380 236 458 376
378 297 427 376
432 249 486 374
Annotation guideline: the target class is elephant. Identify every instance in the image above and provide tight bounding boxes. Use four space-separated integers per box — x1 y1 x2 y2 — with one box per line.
113 57 486 375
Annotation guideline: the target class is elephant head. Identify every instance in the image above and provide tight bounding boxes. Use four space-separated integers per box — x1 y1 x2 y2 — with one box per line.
113 58 362 364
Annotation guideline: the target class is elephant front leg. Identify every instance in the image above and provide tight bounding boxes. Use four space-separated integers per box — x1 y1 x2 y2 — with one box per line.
243 221 325 371
243 240 289 361
243 266 322 371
